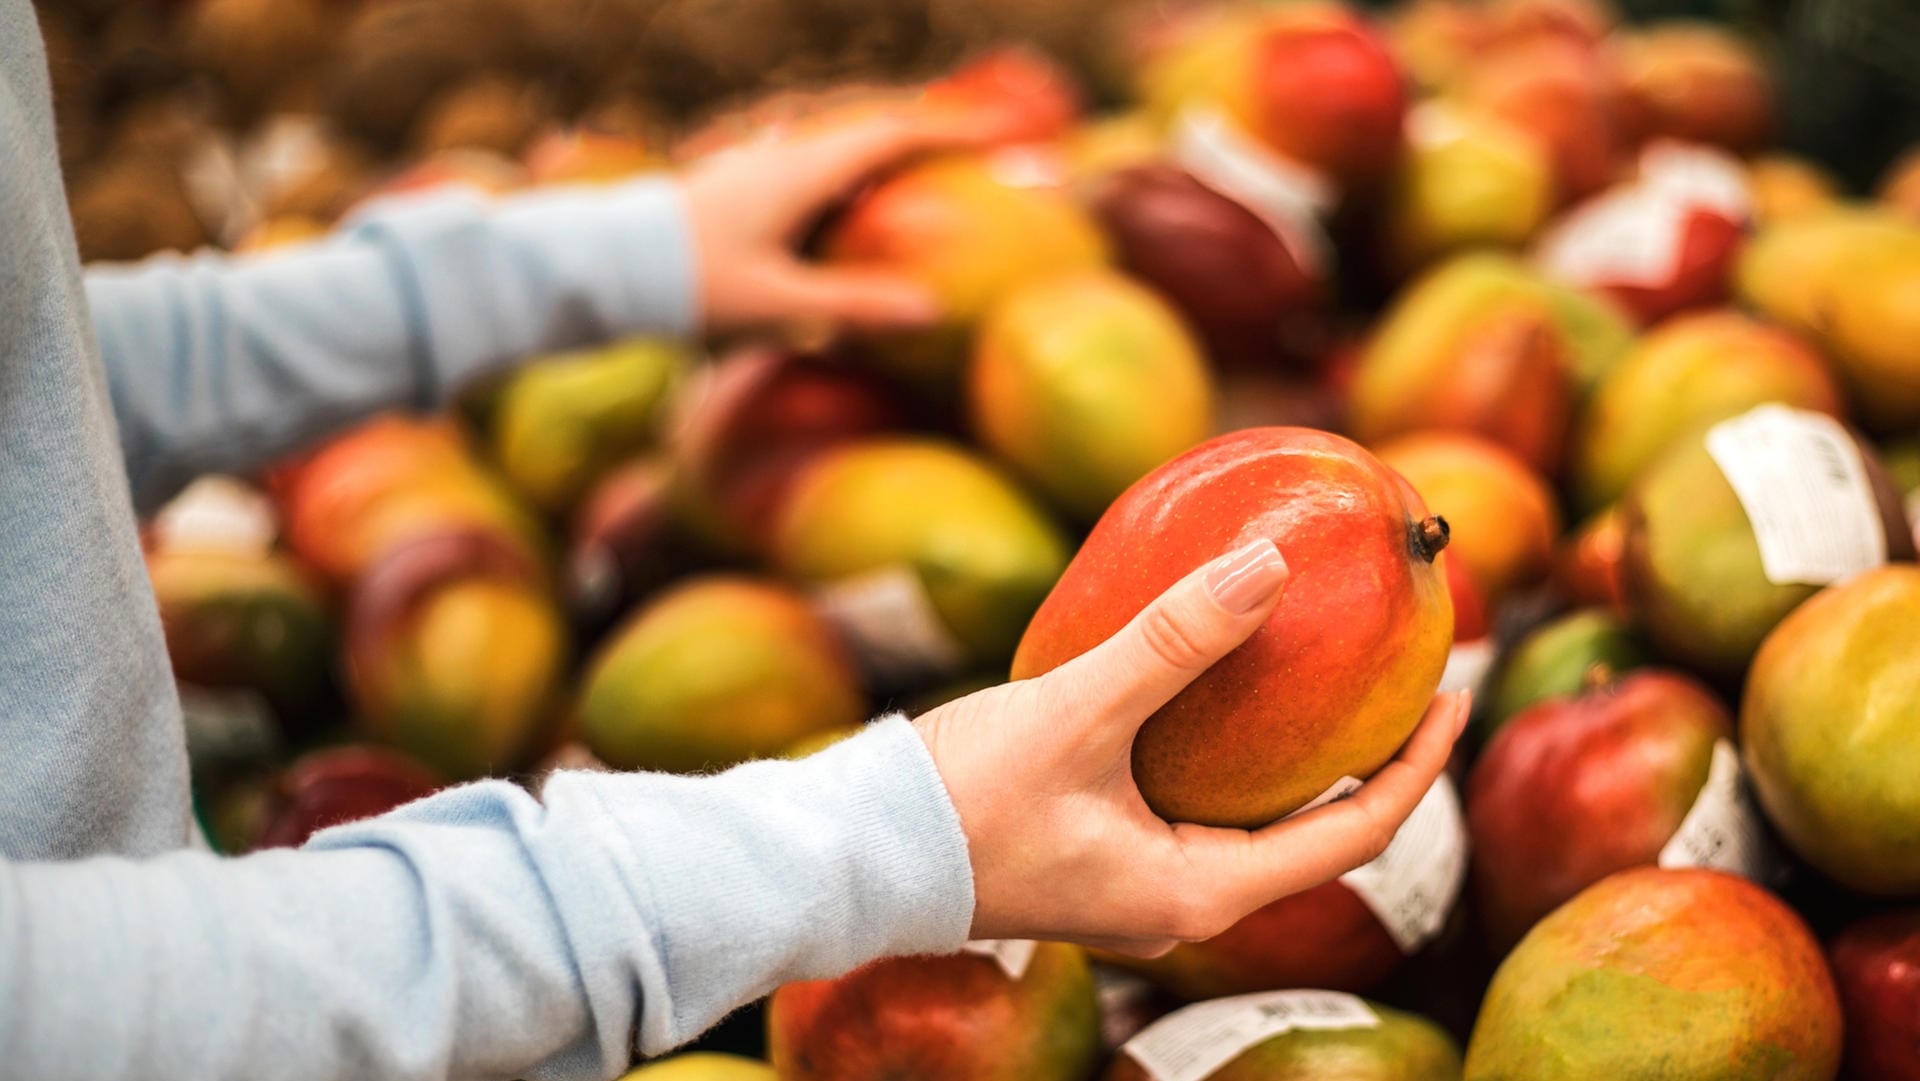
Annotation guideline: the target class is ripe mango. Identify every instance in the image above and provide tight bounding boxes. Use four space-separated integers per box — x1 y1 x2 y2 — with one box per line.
577 576 865 773
1379 104 1554 276
821 154 1108 390
772 439 1070 673
1571 310 1845 513
1013 428 1452 828
1375 432 1559 605
619 1054 774 1081
1464 868 1842 1081
769 943 1100 1081
969 270 1213 522
1482 608 1648 740
1742 565 1920 894
1614 21 1774 154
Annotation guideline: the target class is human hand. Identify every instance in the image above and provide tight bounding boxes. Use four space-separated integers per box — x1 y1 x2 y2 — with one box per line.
914 538 1471 957
679 99 1018 332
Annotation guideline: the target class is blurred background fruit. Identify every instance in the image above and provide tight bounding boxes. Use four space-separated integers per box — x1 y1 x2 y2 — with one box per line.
1828 909 1920 1081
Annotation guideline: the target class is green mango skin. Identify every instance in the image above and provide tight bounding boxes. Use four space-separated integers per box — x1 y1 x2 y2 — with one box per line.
1621 428 1914 678
1465 868 1842 1081
619 1053 774 1081
772 439 1071 667
491 338 687 514
1742 565 1920 894
148 548 334 719
578 576 866 774
1480 609 1649 744
1570 311 1844 514
1104 1000 1462 1081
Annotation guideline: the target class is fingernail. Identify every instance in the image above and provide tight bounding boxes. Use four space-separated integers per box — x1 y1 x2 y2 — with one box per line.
1452 691 1474 738
1206 538 1288 614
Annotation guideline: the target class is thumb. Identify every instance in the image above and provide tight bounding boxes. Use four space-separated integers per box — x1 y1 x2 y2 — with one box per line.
754 264 944 329
1042 538 1290 735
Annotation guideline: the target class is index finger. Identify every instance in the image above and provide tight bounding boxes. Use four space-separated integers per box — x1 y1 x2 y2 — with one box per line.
1177 690 1469 913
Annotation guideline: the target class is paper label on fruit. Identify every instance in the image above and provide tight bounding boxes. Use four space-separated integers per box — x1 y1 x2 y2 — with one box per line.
1340 775 1468 953
1171 107 1334 278
812 566 965 687
1704 405 1888 585
1439 638 1497 698
1658 739 1773 879
151 475 278 555
1285 775 1364 820
1535 143 1748 290
1122 990 1379 1081
960 939 1037 980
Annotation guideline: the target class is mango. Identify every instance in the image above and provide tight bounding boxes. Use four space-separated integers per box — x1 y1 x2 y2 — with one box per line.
253 745 443 850
1350 253 1632 472
1375 432 1559 605
1878 148 1920 221
1737 209 1920 431
1087 162 1328 371
772 439 1070 676
489 337 686 515
669 348 908 553
1013 428 1452 828
1482 608 1648 740
344 530 568 780
1571 310 1845 513
147 546 334 734
1467 669 1741 948
1140 3 1407 190
1613 21 1773 154
564 457 687 636
620 1055 774 1081
1619 412 1914 676
821 154 1108 390
969 271 1213 521
1464 868 1842 1081
1379 103 1555 276
1828 910 1920 1081
1461 38 1630 203
1746 156 1842 225
1742 565 1920 894
768 942 1101 1081
577 576 865 773
1551 506 1630 614
1106 993 1462 1081
276 414 546 587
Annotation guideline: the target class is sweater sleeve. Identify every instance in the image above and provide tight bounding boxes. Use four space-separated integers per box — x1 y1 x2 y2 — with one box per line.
0 717 974 1081
83 178 700 515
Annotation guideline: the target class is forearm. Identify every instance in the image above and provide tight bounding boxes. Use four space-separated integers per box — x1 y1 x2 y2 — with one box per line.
0 718 972 1081
86 179 699 514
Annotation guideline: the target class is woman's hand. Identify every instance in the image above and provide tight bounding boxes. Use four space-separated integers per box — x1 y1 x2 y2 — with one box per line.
678 100 1016 333
915 538 1471 957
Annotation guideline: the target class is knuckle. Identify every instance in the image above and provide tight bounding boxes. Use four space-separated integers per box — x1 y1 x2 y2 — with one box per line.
1137 601 1214 672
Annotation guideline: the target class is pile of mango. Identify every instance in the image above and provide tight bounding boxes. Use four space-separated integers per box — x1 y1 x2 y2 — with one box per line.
135 2 1920 1079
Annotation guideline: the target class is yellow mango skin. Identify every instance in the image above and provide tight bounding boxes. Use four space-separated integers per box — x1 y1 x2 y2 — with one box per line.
1381 110 1554 275
619 1053 775 1081
824 155 1109 390
1737 209 1920 431
970 271 1214 522
1465 868 1841 1081
1742 566 1920 894
1376 432 1560 604
491 338 686 514
772 440 1070 667
382 580 568 780
579 577 865 774
1570 311 1845 513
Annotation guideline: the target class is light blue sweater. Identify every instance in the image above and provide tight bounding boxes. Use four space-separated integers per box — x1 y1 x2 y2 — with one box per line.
0 6 976 1078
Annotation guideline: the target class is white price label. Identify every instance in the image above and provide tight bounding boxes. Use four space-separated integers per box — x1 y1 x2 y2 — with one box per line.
1658 739 1773 879
1285 775 1363 820
1122 991 1379 1081
813 566 966 687
1704 405 1888 585
1171 107 1333 278
960 939 1037 980
151 475 278 555
1339 775 1468 953
1535 141 1749 291
1439 638 1497 698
